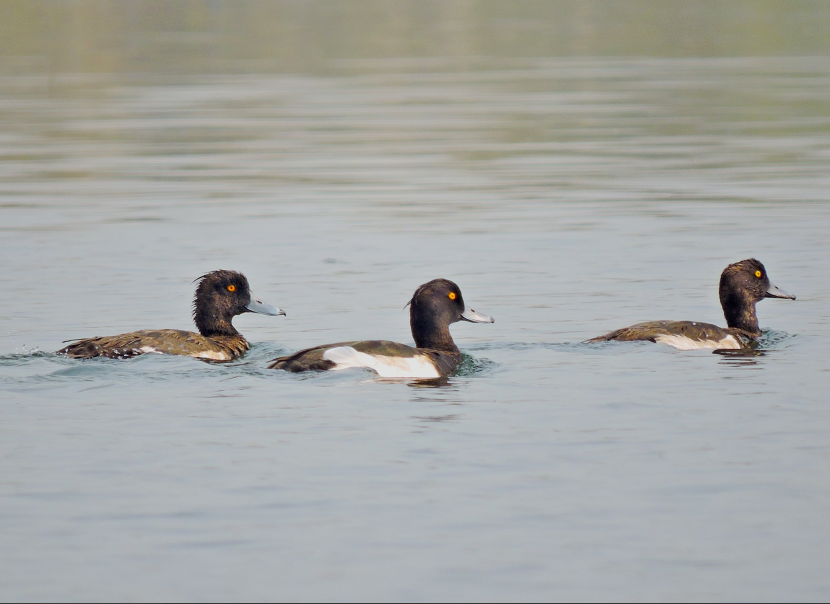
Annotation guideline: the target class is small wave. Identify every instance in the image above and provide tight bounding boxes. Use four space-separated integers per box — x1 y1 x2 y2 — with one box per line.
0 348 52 365
453 353 496 377
757 329 797 349
714 330 798 365
0 342 292 389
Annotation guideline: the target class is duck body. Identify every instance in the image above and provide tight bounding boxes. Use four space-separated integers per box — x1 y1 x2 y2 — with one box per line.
592 321 752 350
59 329 250 361
58 270 284 361
588 259 794 350
269 278 492 378
271 340 460 378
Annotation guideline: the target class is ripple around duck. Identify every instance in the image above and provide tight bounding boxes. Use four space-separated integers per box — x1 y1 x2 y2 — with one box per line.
464 331 802 360
0 333 801 389
711 330 799 365
756 329 798 349
0 342 291 389
454 353 497 377
247 350 497 384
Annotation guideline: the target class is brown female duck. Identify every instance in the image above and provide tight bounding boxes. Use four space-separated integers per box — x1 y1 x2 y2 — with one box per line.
59 270 284 361
588 259 795 350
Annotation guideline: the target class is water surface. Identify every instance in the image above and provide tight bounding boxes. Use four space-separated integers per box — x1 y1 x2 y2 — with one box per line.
2 3 830 601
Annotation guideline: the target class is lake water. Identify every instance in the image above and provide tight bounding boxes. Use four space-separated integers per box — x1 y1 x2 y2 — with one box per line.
2 2 830 601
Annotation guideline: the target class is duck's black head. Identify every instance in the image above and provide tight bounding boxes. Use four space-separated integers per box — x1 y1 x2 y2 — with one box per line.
408 278 493 351
719 259 795 335
192 270 284 337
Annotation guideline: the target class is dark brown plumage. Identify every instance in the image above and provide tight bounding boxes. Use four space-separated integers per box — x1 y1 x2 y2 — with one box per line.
588 259 795 350
58 270 283 361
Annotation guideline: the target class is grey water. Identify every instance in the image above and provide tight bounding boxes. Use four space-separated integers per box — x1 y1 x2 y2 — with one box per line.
2 2 830 601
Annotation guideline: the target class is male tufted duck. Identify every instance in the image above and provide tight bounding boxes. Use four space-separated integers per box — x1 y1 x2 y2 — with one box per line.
269 278 493 378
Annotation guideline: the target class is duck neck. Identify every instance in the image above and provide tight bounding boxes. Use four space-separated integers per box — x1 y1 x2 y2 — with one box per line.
411 318 459 353
194 310 239 338
721 293 760 336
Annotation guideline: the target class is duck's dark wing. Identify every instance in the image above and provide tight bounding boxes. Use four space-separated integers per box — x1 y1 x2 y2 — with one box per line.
587 321 750 350
269 340 457 377
58 329 247 361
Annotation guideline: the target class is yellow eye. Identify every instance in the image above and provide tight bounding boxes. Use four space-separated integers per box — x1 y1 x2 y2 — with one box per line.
227 285 237 292
755 270 762 278
448 292 457 300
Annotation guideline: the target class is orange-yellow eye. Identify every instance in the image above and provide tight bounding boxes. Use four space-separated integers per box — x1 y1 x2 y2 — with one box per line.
227 285 237 292
755 270 762 278
448 292 457 300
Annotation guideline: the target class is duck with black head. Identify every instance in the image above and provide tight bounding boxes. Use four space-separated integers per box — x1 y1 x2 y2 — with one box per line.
58 270 284 361
588 258 795 350
269 278 493 378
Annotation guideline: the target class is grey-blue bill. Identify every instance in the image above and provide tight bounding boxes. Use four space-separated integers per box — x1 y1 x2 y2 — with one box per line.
766 283 796 300
246 294 285 316
461 306 494 323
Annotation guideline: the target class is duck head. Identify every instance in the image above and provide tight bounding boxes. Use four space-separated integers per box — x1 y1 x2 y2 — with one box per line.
193 270 284 337
719 259 794 335
408 278 493 351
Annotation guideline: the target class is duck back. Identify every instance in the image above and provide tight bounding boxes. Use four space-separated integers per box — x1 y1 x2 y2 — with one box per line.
588 320 750 350
59 329 249 361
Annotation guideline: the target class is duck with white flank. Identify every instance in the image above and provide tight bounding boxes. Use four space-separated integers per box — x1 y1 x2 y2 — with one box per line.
58 270 284 361
588 258 795 350
270 279 493 378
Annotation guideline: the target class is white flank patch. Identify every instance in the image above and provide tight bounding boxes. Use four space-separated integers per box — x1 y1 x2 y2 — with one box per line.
323 346 441 379
139 346 164 355
193 349 231 361
654 334 741 351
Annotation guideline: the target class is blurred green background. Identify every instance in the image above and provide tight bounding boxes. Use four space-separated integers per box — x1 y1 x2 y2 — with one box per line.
2 0 830 76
